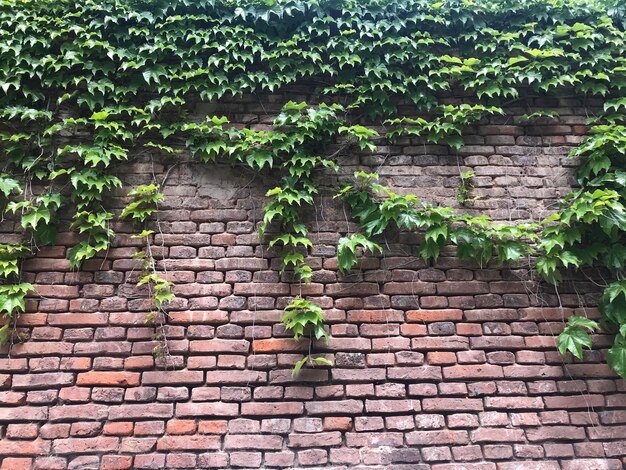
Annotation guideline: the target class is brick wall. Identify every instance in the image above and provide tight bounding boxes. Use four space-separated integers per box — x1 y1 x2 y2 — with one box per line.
1 92 625 469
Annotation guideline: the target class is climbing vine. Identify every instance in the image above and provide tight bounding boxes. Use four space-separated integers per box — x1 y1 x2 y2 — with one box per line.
2 0 626 375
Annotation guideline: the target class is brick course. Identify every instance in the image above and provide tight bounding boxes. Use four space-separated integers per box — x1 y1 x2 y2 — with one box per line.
1 92 625 468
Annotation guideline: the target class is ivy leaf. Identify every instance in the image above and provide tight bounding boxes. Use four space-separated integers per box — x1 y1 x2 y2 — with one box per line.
21 206 51 230
292 357 308 377
558 327 592 359
35 223 58 246
425 224 448 243
0 175 22 197
312 357 333 367
607 335 626 379
0 283 32 317
566 316 599 331
557 251 581 269
90 111 109 121
420 239 442 261
337 234 382 273
496 240 526 265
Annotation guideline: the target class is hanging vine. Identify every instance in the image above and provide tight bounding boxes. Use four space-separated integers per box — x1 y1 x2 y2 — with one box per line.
2 0 626 375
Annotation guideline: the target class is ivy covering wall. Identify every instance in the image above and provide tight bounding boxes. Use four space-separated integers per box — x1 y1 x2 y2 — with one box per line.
2 0 626 376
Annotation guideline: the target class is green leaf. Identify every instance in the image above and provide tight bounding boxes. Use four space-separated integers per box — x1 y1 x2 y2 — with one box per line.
566 315 599 331
90 111 109 121
0 283 32 317
0 175 22 197
337 234 382 273
558 328 592 359
312 357 333 367
292 357 308 377
425 224 448 243
496 240 525 264
608 335 626 379
557 315 598 359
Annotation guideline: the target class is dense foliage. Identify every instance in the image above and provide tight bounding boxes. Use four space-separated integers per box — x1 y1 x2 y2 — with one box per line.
2 0 626 375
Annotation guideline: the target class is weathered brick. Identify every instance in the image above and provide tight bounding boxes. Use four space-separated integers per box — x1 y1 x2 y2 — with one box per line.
177 402 239 417
526 426 586 441
406 430 469 445
52 437 119 454
109 404 173 420
423 398 483 412
142 371 204 385
443 364 504 379
0 406 48 421
157 435 220 451
472 427 525 443
224 434 283 450
77 372 140 387
13 373 74 389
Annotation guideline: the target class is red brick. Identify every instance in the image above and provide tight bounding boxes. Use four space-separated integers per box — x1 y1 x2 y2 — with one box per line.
103 422 133 436
189 339 249 353
423 398 483 412
177 402 239 417
0 406 48 421
386 366 442 382
286 431 341 448
52 437 119 454
323 417 352 431
12 373 74 390
33 285 78 299
0 458 32 470
411 336 469 350
544 395 605 409
252 338 307 353
48 313 108 326
165 453 197 468
204 370 265 384
406 430 469 445
7 423 39 439
526 426 586 441
157 435 220 451
427 352 457 365
503 365 563 378
224 434 283 450
366 399 418 416
0 358 28 372
77 372 140 387
109 404 173 420
168 311 228 324
346 309 404 322
241 402 303 416
33 456 66 470
565 363 615 378
518 307 573 321
407 309 463 322
198 420 228 434
561 460 622 470
456 323 483 336
498 463 560 470
142 371 204 385
134 454 166 469
587 425 626 440
166 420 197 435
229 451 261 467
102 455 133 470
472 427 525 443
443 364 504 379
326 283 380 296
485 397 544 410
0 439 51 456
